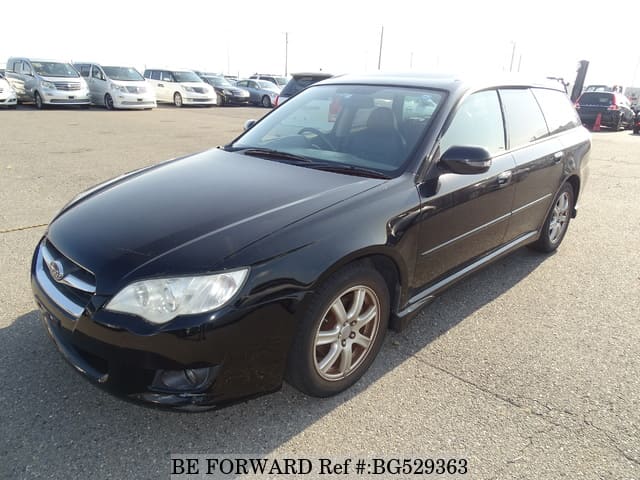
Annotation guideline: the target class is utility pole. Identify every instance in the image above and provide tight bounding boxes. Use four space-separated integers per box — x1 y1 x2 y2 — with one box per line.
410 51 413 69
378 26 384 70
517 54 522 73
509 41 516 72
284 32 289 76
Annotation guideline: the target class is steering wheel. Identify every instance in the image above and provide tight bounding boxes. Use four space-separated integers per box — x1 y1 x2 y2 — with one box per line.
298 127 335 150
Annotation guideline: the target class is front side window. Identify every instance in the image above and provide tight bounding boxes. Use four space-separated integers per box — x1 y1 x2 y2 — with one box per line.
31 62 79 78
439 90 505 155
92 67 104 80
499 88 549 149
231 84 446 176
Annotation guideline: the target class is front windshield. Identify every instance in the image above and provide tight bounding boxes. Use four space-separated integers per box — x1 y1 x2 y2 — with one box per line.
275 77 287 86
231 84 445 176
258 80 279 90
32 62 79 78
102 66 144 81
173 71 203 83
206 76 232 87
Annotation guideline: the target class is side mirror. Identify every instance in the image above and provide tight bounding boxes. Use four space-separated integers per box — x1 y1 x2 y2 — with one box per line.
243 119 257 131
439 146 492 174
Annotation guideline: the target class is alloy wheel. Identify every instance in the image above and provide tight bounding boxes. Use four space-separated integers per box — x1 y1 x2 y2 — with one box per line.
313 285 380 381
548 191 570 244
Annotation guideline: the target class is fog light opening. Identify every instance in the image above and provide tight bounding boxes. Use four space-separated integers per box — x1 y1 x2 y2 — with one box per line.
151 366 217 393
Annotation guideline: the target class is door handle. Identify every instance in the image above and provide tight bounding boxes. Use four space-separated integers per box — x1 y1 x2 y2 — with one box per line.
158 83 164 87
497 171 512 186
553 151 564 163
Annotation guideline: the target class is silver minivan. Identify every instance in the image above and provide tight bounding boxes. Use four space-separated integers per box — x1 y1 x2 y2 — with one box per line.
5 57 90 109
73 63 156 110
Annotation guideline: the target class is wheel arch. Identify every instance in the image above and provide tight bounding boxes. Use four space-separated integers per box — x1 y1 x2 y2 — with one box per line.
565 174 580 217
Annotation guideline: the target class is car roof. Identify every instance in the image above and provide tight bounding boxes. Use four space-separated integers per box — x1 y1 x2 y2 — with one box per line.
319 71 566 95
291 72 333 78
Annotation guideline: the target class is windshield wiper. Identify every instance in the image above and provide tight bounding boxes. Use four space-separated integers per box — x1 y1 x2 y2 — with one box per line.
238 148 313 164
310 163 390 179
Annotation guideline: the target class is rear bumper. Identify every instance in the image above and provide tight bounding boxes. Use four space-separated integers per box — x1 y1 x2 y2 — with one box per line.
578 110 621 127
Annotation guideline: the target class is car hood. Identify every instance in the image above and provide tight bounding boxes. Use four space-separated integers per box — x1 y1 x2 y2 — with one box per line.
0 78 13 90
47 148 383 294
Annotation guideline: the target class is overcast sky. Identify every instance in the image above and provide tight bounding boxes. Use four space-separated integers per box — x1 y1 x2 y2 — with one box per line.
1 0 638 87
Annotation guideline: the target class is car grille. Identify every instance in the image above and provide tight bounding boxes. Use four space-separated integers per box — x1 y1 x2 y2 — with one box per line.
126 86 146 94
0 88 4 93
192 87 207 94
54 82 81 91
36 239 96 318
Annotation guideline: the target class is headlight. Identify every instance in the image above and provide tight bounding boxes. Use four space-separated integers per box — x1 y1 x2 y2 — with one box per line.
183 86 195 92
111 83 127 93
41 81 56 90
105 269 249 324
222 89 233 95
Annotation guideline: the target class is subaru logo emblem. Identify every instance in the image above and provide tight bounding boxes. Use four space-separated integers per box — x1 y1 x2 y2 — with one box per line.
48 260 65 281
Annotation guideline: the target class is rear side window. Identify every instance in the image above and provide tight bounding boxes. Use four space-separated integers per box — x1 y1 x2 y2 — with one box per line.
440 90 505 155
577 92 614 106
151 71 161 80
532 88 580 135
499 89 549 149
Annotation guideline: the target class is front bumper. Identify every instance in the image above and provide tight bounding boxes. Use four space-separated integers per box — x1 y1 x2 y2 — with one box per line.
0 93 17 106
31 239 299 410
184 94 216 105
113 92 157 109
40 88 90 105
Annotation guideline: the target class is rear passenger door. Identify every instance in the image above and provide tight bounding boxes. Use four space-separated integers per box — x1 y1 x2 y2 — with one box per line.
499 88 563 242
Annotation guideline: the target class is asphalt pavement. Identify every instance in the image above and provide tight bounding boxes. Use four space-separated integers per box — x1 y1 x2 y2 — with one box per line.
0 105 638 479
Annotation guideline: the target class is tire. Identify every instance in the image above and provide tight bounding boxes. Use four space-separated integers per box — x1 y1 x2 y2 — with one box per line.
173 92 183 107
217 93 225 106
286 262 389 397
261 95 271 108
104 93 115 110
34 91 44 110
529 182 574 253
615 114 623 131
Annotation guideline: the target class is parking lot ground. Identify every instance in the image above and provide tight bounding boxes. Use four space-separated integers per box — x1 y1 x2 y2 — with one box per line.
1 107 639 479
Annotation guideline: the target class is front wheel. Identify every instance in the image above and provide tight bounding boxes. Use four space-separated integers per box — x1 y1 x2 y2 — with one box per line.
34 91 44 109
104 93 115 110
173 92 183 107
529 183 574 253
261 95 271 108
286 263 389 397
217 93 225 106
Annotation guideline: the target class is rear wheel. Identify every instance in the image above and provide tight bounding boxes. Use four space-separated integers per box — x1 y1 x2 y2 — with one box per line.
34 91 43 109
529 183 574 253
286 263 389 397
104 93 115 110
173 92 183 107
261 95 271 108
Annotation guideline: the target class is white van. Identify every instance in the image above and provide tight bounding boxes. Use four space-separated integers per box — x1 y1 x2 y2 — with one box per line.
74 63 156 110
143 68 216 107
5 57 90 109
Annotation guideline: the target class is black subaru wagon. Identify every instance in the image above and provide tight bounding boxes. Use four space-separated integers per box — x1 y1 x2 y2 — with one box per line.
32 73 590 410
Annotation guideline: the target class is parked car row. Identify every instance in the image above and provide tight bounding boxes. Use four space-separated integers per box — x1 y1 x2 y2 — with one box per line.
1 56 338 112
